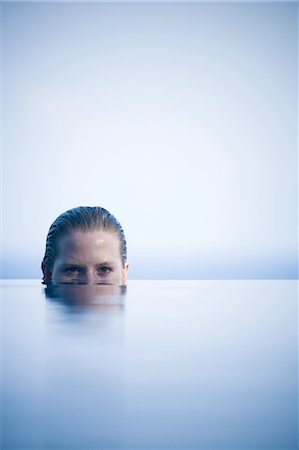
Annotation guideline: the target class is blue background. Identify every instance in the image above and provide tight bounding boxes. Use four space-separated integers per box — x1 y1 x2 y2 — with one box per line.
1 2 298 279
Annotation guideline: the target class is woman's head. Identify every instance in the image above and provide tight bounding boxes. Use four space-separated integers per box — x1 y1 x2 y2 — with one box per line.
42 206 129 286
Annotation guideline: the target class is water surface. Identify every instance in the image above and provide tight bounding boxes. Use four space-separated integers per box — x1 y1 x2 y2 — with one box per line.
1 280 298 449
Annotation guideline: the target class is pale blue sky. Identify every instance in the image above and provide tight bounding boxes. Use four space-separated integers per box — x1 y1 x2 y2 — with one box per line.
1 2 298 279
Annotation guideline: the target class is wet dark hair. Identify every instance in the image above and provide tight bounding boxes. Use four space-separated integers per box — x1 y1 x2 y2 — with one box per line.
42 206 127 271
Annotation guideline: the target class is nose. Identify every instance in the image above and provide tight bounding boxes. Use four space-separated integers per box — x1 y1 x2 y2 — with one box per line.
79 269 98 285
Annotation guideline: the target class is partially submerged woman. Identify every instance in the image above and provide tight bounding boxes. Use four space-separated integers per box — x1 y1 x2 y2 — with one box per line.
41 206 129 286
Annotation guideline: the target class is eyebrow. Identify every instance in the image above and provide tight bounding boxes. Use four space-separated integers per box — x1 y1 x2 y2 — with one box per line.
59 262 115 267
59 263 81 267
96 262 115 267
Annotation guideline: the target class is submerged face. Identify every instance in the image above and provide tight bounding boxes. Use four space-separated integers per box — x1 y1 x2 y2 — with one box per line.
44 230 128 286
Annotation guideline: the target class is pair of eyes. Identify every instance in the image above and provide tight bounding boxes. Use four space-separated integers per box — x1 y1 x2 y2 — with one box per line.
63 266 112 275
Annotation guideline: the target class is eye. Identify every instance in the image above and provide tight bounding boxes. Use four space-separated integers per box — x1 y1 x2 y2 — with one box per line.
98 266 112 275
64 266 80 274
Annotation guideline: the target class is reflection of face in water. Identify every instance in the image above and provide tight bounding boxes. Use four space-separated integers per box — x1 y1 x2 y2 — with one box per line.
49 230 129 286
45 283 127 310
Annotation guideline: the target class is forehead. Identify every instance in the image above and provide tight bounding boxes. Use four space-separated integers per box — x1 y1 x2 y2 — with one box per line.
56 230 121 263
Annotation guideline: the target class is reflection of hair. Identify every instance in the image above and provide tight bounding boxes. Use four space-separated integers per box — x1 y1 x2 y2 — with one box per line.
42 206 127 270
45 284 127 300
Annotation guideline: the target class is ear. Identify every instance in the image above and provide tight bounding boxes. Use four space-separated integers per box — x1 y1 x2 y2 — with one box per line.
41 261 52 285
122 261 129 285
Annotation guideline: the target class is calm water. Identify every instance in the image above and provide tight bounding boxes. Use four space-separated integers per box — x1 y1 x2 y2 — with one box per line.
1 280 298 449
